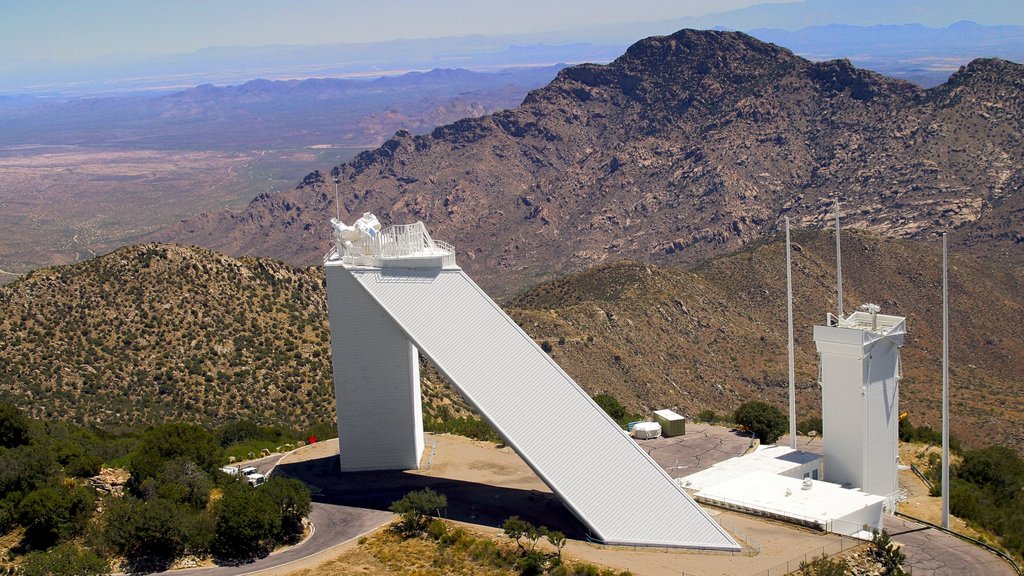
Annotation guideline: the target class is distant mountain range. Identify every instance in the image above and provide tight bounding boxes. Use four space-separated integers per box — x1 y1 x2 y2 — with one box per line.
0 66 566 150
749 21 1024 87
3 13 1022 96
157 29 1024 296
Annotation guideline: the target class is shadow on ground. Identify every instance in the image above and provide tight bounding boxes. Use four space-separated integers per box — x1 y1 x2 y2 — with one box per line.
275 455 589 539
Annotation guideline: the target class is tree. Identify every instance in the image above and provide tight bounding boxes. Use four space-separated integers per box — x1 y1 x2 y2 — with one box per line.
0 401 31 448
212 483 281 559
262 477 311 539
503 515 531 551
870 529 907 575
216 419 260 447
17 483 95 549
0 444 57 497
21 543 108 576
389 488 447 535
545 529 566 559
103 496 190 560
592 394 626 422
958 445 1024 500
502 516 544 553
129 423 222 489
154 459 213 509
734 401 787 444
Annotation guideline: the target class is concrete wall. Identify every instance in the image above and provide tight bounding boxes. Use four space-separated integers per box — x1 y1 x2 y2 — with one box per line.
816 327 866 489
864 338 900 497
326 264 424 472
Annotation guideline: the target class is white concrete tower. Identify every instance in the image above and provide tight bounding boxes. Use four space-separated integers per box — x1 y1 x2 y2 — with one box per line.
814 306 905 498
324 215 453 471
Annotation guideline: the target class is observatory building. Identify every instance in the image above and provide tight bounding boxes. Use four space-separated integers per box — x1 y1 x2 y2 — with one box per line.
814 305 906 499
323 214 739 550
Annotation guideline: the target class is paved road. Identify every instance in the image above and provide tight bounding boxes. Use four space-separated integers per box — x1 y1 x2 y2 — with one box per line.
171 502 391 576
885 516 1016 576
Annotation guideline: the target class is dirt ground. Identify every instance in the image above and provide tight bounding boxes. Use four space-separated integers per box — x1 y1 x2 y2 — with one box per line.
895 443 985 539
277 432 857 576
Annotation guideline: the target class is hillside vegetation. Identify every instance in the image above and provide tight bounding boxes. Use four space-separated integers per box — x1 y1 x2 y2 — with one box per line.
2 232 1020 453
506 228 1022 450
0 244 469 430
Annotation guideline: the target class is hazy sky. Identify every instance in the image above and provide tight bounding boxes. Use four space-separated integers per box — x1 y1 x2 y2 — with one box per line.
1 0 791 63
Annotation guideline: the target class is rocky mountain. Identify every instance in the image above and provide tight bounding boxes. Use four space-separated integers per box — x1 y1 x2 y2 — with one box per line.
158 29 1024 297
2 233 1020 451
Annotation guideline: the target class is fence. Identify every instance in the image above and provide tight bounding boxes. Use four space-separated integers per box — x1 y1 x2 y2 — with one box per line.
750 534 864 576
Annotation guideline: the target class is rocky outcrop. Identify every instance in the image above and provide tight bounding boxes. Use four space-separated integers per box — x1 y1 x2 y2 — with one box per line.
157 29 1024 296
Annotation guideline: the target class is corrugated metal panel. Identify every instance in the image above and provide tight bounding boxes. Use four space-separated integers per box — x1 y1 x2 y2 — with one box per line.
341 265 738 550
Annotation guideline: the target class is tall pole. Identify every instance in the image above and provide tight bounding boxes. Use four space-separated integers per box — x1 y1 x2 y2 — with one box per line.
942 233 950 529
786 217 797 449
333 178 340 221
835 199 843 321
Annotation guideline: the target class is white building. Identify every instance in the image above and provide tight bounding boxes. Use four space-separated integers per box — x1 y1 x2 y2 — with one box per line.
814 306 905 499
323 214 739 550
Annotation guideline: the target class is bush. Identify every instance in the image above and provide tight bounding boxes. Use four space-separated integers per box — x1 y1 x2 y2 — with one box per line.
17 483 95 549
0 401 31 449
212 483 281 559
696 409 718 423
21 543 108 576
797 417 822 436
262 477 311 540
799 553 848 576
129 423 222 488
592 394 626 422
389 488 447 535
734 401 787 444
103 496 190 560
216 420 260 447
0 444 57 497
65 454 103 478
870 529 907 575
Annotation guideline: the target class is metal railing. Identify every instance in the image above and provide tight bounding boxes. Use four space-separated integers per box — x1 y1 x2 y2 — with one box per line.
894 511 1022 575
328 221 456 267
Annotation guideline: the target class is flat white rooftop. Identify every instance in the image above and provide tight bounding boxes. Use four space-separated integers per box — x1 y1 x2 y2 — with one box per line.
677 446 885 538
677 445 820 492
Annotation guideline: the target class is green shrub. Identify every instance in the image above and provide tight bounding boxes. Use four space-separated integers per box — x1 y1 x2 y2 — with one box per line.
592 394 626 422
21 543 108 576
262 477 311 540
389 488 447 535
212 483 281 559
0 402 31 449
696 409 718 423
799 553 848 576
734 401 787 444
17 483 95 549
129 423 222 488
797 417 822 436
103 496 190 560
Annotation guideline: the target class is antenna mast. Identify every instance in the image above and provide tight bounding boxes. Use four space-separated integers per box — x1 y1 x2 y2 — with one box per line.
942 233 950 529
834 199 843 321
786 217 796 449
